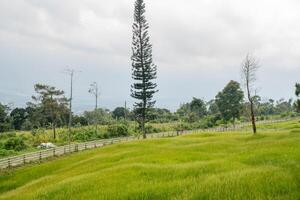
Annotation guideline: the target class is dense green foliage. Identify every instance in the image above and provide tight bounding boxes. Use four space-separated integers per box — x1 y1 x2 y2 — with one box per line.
9 108 27 131
177 98 207 123
83 108 113 125
215 80 244 123
0 120 300 200
106 124 129 138
112 107 129 120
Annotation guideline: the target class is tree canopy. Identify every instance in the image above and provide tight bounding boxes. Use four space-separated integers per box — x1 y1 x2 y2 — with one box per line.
215 80 244 123
30 84 69 139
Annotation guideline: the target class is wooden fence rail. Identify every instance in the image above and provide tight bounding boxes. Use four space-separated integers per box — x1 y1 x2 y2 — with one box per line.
0 118 294 169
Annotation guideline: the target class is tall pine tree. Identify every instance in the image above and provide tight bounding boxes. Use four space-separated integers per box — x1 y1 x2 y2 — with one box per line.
131 0 158 139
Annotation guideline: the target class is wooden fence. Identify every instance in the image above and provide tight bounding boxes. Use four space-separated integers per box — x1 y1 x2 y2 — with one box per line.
0 118 294 169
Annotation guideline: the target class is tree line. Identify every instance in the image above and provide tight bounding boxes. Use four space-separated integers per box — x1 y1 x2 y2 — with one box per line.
0 81 298 134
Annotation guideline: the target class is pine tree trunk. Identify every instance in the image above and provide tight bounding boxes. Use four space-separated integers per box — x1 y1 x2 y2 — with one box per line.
142 118 146 139
139 11 146 139
233 118 236 128
52 122 56 139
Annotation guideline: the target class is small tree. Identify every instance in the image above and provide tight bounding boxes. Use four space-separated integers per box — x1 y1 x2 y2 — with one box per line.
112 107 129 120
10 108 27 130
31 84 69 139
215 80 244 125
207 100 220 115
131 0 158 138
190 98 207 118
83 108 113 126
241 54 259 134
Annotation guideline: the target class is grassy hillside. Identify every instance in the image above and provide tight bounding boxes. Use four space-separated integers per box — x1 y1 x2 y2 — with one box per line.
0 120 300 200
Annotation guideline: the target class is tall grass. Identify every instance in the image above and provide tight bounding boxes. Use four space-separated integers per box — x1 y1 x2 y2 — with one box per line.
0 120 300 200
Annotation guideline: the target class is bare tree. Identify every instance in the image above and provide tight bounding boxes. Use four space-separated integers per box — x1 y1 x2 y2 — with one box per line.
241 53 260 134
89 82 100 133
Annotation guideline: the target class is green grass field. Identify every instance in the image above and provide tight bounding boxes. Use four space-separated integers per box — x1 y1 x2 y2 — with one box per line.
0 120 300 200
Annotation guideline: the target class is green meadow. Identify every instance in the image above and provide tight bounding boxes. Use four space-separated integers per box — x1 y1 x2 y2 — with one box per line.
0 119 300 200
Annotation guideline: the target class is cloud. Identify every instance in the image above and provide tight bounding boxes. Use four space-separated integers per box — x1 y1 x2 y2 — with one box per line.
0 0 299 111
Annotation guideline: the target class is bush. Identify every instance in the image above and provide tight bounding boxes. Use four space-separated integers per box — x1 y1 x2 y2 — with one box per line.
280 112 289 118
0 122 10 133
0 149 15 157
31 129 50 146
0 132 16 140
4 137 27 151
260 116 265 121
178 123 193 130
107 124 129 138
21 119 33 131
145 124 160 133
73 127 97 142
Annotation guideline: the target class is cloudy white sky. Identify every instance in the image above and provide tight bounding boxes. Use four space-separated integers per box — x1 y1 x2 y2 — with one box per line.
0 0 299 112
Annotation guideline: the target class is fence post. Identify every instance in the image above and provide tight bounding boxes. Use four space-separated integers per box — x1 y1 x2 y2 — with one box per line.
39 151 42 162
23 155 26 165
85 143 87 150
53 148 56 157
64 146 66 154
8 158 11 168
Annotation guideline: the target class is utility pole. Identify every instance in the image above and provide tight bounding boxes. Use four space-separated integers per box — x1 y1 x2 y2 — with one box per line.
89 82 100 134
63 69 81 145
68 70 74 145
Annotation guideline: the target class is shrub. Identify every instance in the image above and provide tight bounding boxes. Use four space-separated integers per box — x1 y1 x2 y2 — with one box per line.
280 112 288 118
4 137 27 151
0 132 17 140
0 149 15 157
31 129 50 146
260 116 265 121
107 124 129 137
145 124 160 133
178 123 193 130
72 127 99 142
